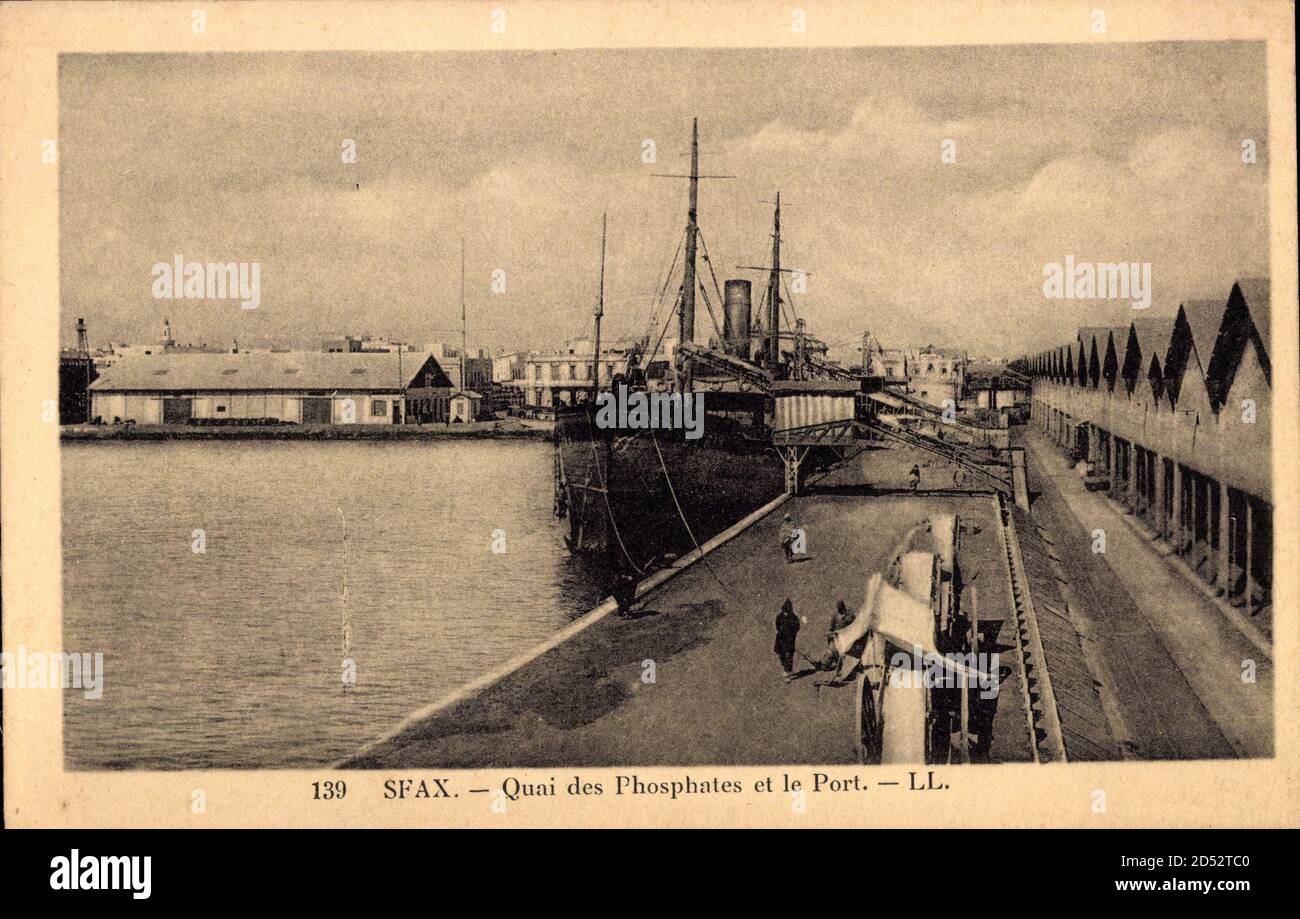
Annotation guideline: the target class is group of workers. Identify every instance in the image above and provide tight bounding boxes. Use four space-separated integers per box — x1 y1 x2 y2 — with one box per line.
773 596 857 683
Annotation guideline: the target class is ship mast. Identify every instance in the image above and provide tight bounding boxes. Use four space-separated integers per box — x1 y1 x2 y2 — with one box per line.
766 192 782 366
593 211 606 392
680 118 699 349
459 237 467 393
652 118 732 387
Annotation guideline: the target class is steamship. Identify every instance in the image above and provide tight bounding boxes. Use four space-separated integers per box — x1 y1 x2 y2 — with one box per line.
553 119 857 569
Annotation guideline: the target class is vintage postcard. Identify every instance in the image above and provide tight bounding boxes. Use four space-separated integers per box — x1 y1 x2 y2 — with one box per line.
1 0 1296 829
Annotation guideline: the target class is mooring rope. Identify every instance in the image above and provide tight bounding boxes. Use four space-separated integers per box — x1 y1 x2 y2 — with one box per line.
585 418 646 576
649 427 821 669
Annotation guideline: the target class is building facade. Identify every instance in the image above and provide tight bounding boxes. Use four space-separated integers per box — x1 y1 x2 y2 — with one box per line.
904 345 966 409
519 337 664 408
58 353 97 424
449 391 483 423
88 351 451 425
1018 278 1272 616
493 350 527 384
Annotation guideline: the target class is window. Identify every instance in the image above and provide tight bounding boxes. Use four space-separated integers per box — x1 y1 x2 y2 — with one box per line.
371 399 387 417
568 363 576 381
216 405 226 413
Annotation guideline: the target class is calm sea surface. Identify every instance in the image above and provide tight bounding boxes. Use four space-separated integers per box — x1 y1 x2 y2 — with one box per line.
61 440 607 769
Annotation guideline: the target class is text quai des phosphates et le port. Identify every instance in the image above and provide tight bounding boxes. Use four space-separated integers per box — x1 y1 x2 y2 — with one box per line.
310 771 954 804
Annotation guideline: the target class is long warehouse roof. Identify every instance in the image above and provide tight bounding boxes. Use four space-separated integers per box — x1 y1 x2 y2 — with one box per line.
89 351 446 392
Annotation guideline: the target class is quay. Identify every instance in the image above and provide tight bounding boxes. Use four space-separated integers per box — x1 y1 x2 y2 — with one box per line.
342 411 1269 767
344 444 1101 768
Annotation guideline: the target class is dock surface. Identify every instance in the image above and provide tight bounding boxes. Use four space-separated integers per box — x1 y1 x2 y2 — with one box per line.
1019 428 1270 758
346 446 1045 768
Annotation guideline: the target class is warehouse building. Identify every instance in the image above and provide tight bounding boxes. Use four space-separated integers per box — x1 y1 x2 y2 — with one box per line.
88 351 452 425
963 362 1031 419
1016 278 1272 617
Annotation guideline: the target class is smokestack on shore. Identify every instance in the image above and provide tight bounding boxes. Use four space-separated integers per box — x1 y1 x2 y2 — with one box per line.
723 279 752 361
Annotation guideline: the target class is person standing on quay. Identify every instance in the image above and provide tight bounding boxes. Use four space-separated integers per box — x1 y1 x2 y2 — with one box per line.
774 599 801 682
779 513 798 563
612 565 638 618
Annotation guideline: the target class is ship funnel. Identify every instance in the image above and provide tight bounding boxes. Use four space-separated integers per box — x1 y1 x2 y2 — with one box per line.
723 279 752 360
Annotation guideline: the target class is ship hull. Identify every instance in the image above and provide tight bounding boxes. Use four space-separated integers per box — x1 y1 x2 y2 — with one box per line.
554 404 785 568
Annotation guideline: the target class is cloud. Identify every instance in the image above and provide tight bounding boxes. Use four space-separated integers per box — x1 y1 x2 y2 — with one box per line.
59 45 1269 361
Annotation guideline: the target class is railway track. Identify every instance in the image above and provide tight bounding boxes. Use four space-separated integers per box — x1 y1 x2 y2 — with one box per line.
995 493 1069 763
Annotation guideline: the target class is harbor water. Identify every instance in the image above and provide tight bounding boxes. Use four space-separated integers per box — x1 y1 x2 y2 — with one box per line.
61 440 608 769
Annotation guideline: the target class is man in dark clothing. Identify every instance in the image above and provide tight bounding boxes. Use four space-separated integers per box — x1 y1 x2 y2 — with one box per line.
774 598 801 682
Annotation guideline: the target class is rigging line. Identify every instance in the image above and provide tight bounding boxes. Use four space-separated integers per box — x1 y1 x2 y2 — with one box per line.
779 272 798 328
754 278 772 335
635 227 684 364
696 229 727 306
585 418 645 576
648 428 820 668
697 279 725 342
646 292 679 368
651 185 689 307
653 228 685 313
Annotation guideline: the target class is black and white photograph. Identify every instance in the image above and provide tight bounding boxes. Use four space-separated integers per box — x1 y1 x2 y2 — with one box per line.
1 0 1295 839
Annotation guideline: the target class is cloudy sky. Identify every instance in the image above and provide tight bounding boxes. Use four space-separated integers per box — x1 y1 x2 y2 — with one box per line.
60 43 1268 361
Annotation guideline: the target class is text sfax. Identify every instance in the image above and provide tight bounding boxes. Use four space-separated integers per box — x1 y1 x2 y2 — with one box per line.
383 778 453 800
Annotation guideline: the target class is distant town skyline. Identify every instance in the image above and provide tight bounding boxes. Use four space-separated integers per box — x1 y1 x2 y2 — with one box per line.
60 43 1268 363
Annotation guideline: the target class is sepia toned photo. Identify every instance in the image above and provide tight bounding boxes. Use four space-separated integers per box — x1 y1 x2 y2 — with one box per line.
2 0 1296 830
